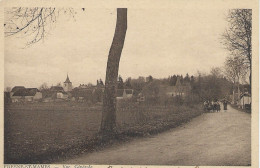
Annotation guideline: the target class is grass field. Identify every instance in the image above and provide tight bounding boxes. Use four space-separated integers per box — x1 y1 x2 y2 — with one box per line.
4 101 204 163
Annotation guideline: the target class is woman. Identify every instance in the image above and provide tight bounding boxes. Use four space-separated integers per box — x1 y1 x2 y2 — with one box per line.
223 99 228 110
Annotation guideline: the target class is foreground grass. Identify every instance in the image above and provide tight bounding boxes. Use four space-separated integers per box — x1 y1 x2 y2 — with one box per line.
4 101 204 163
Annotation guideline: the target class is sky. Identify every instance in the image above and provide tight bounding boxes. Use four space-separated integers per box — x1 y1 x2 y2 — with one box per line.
4 8 230 88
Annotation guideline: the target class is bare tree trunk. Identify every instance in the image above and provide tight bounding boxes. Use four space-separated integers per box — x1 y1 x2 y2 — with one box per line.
232 90 235 104
236 75 240 105
237 82 240 106
100 8 127 135
249 59 252 94
231 80 235 104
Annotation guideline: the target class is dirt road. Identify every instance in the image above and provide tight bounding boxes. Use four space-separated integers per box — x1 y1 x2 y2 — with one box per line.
61 106 251 166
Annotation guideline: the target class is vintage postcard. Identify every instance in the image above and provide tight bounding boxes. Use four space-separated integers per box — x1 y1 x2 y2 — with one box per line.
0 0 259 167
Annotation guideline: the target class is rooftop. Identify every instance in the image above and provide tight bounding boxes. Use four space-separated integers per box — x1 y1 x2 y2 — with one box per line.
13 88 39 97
11 86 25 92
64 74 71 83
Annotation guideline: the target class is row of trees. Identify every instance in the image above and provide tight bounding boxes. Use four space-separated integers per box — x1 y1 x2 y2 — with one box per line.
222 9 252 105
193 68 232 101
168 74 194 86
116 69 233 104
117 75 153 90
116 73 194 91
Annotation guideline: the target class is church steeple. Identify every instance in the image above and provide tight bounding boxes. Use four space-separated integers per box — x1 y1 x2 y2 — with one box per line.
64 74 71 83
63 73 72 92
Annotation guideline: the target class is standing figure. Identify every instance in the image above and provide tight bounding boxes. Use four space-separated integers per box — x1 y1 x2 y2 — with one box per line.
217 100 221 112
223 99 228 111
203 100 208 111
212 100 216 112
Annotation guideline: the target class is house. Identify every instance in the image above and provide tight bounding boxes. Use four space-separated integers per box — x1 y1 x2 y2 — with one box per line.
72 88 94 102
10 86 25 97
26 88 42 101
165 86 178 97
44 86 67 100
116 89 134 99
11 95 22 103
238 93 251 109
57 92 69 99
50 86 64 92
42 90 55 99
165 77 191 98
71 85 105 102
10 87 27 102
125 89 134 98
11 88 42 102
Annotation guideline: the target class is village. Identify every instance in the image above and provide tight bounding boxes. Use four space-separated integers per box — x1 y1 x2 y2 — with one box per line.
4 74 189 103
4 73 251 110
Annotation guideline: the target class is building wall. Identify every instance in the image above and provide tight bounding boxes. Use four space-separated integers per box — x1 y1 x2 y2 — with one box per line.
122 90 127 98
166 92 177 97
11 96 22 102
25 96 33 102
57 92 68 99
64 82 72 92
57 92 63 99
126 94 133 98
10 92 15 98
239 96 251 106
63 94 69 99
165 85 191 98
34 92 42 100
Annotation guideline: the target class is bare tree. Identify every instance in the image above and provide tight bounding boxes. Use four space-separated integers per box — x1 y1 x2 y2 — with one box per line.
224 55 247 104
224 57 237 104
5 8 127 135
56 82 62 87
210 67 223 78
5 87 12 92
38 82 49 91
222 9 252 91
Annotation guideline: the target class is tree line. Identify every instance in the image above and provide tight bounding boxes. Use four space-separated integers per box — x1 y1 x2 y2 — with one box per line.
222 9 252 104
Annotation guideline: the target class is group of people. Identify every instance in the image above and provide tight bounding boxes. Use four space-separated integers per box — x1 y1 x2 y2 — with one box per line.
203 99 228 112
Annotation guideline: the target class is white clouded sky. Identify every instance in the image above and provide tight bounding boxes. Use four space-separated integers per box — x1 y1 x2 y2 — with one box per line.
5 8 229 88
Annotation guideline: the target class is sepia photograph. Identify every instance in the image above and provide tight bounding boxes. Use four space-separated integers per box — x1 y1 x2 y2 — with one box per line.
2 0 258 167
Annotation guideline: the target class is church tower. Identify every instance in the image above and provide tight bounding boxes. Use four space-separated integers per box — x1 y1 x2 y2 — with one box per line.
63 74 72 92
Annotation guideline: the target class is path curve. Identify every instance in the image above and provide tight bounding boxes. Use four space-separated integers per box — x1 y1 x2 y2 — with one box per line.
61 105 251 166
